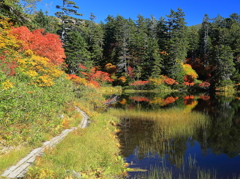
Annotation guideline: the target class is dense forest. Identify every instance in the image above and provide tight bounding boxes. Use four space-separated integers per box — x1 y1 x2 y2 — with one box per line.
0 0 240 178
1 0 240 91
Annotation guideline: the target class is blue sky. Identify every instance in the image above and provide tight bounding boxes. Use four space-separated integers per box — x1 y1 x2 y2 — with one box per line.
36 0 240 26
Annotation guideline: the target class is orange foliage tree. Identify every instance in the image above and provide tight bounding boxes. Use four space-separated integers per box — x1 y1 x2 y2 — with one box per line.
80 65 114 88
129 96 150 102
10 27 65 65
150 96 179 106
0 19 66 87
150 75 178 86
129 80 150 86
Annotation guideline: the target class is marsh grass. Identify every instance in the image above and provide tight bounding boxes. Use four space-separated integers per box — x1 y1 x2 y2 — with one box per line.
99 86 122 95
131 155 217 179
132 166 217 179
109 107 209 139
25 112 126 179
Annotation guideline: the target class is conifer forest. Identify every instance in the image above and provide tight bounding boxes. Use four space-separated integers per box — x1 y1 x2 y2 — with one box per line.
1 0 240 91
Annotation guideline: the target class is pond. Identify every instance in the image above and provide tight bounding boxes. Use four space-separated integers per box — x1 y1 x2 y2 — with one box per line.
110 92 240 179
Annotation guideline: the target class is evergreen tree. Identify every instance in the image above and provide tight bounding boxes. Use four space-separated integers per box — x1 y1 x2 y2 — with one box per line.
187 26 199 62
229 14 240 83
55 0 82 44
21 0 41 14
33 9 49 30
198 14 212 67
146 16 162 78
85 13 104 66
164 8 188 83
157 16 168 52
214 44 235 87
64 30 91 74
115 15 130 74
129 15 148 80
103 15 130 74
0 0 31 25
103 15 118 64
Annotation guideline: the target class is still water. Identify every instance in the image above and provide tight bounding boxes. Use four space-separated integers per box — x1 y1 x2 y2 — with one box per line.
113 93 240 179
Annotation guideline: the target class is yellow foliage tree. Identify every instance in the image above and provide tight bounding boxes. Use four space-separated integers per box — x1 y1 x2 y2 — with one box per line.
182 63 198 79
18 50 64 87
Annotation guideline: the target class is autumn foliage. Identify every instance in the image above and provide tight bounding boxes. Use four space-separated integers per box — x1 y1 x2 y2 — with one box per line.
129 96 150 102
163 76 178 85
129 80 150 86
0 19 66 87
183 95 195 105
182 63 198 86
150 75 179 86
18 50 64 86
199 81 211 89
0 55 17 76
149 96 179 106
10 27 65 65
199 94 210 100
79 65 114 88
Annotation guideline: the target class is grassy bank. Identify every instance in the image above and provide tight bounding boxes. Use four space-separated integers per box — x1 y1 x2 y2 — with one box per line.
0 75 77 173
23 86 126 178
26 111 126 179
0 82 125 178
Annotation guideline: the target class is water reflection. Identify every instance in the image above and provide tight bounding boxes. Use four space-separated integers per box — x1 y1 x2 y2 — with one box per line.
113 93 240 178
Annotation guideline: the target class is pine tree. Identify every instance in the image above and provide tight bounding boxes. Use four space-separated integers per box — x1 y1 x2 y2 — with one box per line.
85 13 104 66
198 14 212 67
0 0 31 25
103 15 130 73
115 15 130 74
33 9 49 29
55 0 82 44
215 44 235 87
206 16 236 87
103 15 118 64
129 15 148 80
21 0 41 14
146 16 162 78
187 26 199 62
164 8 188 83
157 16 168 52
64 30 91 74
229 14 240 83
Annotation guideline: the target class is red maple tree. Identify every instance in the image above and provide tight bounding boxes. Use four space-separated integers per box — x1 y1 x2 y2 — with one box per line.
10 27 65 65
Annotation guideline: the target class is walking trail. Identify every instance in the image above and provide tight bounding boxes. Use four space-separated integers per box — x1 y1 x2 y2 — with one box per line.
1 107 89 179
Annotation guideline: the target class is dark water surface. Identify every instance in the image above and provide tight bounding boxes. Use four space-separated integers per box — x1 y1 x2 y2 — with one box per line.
114 93 240 179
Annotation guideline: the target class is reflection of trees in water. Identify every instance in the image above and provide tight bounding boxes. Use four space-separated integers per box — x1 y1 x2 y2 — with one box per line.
117 118 155 158
194 96 240 158
116 93 240 168
117 118 193 168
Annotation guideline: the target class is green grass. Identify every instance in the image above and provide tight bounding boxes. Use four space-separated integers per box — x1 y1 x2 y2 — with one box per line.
0 146 31 174
1 84 126 178
0 76 81 174
26 112 126 179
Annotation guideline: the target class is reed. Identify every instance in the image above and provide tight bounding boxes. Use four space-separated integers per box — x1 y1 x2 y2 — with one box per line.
109 107 209 139
131 156 217 179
